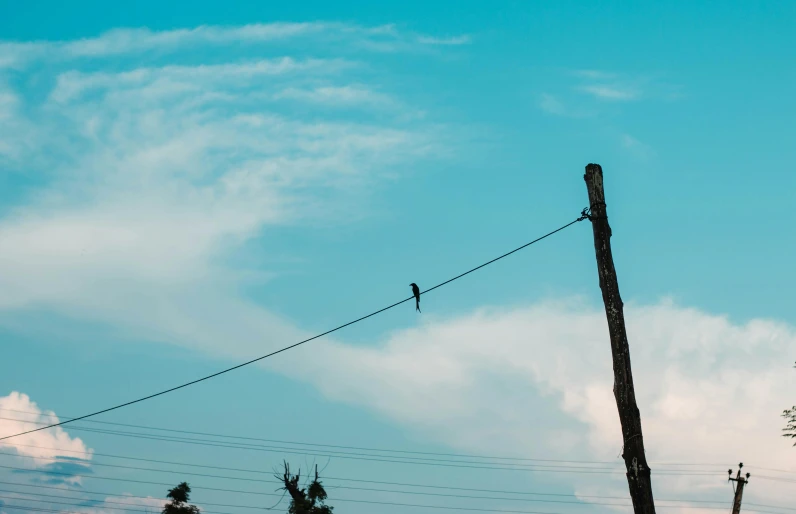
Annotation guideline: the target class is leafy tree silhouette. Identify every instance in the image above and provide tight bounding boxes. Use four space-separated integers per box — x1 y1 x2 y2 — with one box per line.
162 482 200 514
277 461 334 514
784 361 796 446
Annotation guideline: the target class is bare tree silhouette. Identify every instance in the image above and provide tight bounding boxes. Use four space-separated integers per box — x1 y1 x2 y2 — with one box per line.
276 461 334 514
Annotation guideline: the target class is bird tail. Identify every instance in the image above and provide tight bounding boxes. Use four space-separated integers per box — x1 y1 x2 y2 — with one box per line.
416 299 421 313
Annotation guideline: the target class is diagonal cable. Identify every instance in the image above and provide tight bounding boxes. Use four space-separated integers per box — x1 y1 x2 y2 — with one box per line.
0 210 589 441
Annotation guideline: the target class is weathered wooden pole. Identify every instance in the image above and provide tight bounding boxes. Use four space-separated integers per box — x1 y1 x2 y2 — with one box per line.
584 163 656 513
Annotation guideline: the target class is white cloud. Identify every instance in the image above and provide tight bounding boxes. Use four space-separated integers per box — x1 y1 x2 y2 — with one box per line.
570 70 681 105
0 392 92 464
269 298 796 508
539 93 567 115
578 84 639 101
274 85 393 107
0 24 447 359
0 91 17 120
69 494 168 514
1 492 168 514
61 23 329 58
572 70 615 79
537 93 596 118
0 22 469 69
0 23 338 68
620 134 655 159
416 35 471 45
49 58 352 104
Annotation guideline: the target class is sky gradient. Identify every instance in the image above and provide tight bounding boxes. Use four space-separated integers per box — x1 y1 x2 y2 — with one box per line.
1 2 795 514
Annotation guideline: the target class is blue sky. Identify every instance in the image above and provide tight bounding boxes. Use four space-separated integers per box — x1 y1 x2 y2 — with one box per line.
1 2 795 513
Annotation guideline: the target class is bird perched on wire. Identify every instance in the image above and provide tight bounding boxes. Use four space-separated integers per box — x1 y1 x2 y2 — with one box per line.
410 283 421 313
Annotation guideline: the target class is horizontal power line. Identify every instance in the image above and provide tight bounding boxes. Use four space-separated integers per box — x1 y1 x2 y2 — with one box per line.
1 415 758 477
8 480 792 512
0 486 629 510
0 212 589 443
2 407 757 471
0 491 776 514
0 467 791 513
3 460 789 505
0 455 727 507
0 441 620 478
0 437 721 477
0 408 623 465
0 446 696 482
0 478 750 510
0 455 753 506
0 417 627 472
0 455 763 499
0 484 789 514
0 493 233 514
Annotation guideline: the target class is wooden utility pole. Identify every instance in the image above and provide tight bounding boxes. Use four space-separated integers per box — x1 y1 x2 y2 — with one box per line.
583 164 656 513
728 463 750 514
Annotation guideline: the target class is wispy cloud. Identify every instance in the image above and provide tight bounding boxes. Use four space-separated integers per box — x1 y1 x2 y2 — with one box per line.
571 69 682 104
61 23 329 57
274 85 394 107
539 93 567 115
0 23 449 359
620 133 655 159
577 84 639 101
537 93 594 118
48 57 352 103
69 494 167 514
538 93 595 118
0 22 471 69
572 69 616 80
416 35 471 45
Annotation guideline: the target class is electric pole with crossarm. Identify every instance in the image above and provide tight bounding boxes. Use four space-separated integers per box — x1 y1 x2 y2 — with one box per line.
729 463 750 514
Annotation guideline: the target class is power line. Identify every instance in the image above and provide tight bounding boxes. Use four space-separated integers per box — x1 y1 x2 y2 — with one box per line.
0 409 622 465
0 418 628 472
0 440 720 476
7 414 793 486
0 212 589 443
0 479 733 509
0 454 744 506
0 489 789 514
0 486 628 510
0 494 193 514
0 449 642 479
0 495 563 514
0 432 635 474
5 408 767 471
0 456 762 499
1 482 777 512
0 467 792 513
0 441 618 478
6 459 788 507
0 492 756 514
0 455 709 506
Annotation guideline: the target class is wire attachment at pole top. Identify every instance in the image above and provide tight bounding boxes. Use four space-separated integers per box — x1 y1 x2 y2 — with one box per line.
579 203 608 222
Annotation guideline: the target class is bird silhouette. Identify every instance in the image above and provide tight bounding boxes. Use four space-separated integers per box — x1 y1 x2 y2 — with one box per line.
410 283 421 313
